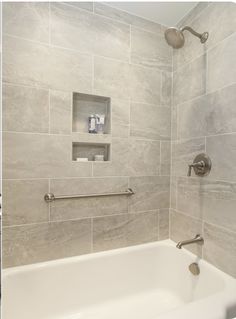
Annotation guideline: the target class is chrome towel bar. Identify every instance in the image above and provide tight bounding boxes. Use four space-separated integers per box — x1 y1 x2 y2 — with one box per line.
44 188 135 203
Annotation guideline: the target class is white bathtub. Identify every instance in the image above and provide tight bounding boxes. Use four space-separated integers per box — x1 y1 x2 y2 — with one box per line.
2 239 236 319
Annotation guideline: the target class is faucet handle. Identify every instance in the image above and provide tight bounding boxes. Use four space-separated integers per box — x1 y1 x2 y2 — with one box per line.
187 154 211 177
188 161 204 177
188 164 193 176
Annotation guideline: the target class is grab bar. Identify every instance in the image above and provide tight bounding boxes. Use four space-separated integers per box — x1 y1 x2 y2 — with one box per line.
44 188 135 203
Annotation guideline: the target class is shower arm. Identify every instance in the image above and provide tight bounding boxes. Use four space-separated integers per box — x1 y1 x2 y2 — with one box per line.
180 26 202 39
180 26 209 43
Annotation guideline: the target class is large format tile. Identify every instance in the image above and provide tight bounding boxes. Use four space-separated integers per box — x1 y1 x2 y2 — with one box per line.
3 132 92 179
176 2 210 28
130 103 170 140
94 56 162 105
174 3 236 70
50 90 72 135
194 3 236 52
3 84 49 133
129 176 170 212
206 133 236 181
93 211 158 252
128 138 160 176
177 177 204 220
51 3 130 62
111 99 130 138
3 35 93 92
172 138 205 177
170 176 177 209
160 141 171 175
158 209 169 240
173 2 236 69
3 179 49 226
3 2 49 43
202 180 236 233
93 138 130 177
50 177 129 221
131 26 171 71
161 72 172 107
208 33 236 93
173 54 206 105
93 137 160 177
94 57 130 100
170 209 202 256
94 3 162 34
130 64 161 105
3 219 92 267
177 177 236 233
203 222 236 278
178 84 236 139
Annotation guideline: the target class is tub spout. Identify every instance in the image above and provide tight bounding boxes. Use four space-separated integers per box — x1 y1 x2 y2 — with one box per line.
176 234 204 249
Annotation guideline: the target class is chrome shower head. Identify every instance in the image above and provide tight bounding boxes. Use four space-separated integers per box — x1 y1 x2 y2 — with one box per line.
165 26 209 49
165 27 185 49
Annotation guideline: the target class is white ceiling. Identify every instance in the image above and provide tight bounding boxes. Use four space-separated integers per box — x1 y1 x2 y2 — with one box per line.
106 2 198 26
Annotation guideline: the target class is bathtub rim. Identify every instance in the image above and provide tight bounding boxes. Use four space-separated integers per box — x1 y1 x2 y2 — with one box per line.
2 238 236 285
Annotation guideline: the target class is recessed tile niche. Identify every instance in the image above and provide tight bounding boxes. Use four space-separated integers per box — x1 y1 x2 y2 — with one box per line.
72 142 110 162
72 92 111 162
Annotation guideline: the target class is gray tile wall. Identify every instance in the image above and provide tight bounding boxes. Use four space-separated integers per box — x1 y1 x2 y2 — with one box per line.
2 2 171 267
4 2 235 278
170 2 236 278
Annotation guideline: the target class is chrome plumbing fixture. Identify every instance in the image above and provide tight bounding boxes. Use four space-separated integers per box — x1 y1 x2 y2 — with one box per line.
188 153 212 177
189 263 200 276
176 234 204 249
165 26 209 49
44 188 135 203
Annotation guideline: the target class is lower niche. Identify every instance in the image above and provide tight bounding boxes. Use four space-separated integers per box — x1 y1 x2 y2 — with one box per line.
72 142 110 162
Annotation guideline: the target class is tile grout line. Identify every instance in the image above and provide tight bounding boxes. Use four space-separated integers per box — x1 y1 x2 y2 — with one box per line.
3 80 173 109
3 209 169 229
48 89 51 134
93 2 164 34
3 32 171 73
64 0 164 35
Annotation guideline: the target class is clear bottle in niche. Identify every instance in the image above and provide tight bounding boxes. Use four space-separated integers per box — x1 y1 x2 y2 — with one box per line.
88 114 97 133
96 114 105 134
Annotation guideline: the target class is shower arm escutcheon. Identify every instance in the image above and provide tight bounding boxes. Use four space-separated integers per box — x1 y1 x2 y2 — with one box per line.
180 26 209 43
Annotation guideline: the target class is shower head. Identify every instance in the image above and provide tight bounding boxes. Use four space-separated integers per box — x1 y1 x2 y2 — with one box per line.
164 26 209 49
164 27 185 49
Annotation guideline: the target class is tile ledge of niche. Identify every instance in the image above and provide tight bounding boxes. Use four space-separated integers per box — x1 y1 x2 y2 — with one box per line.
72 132 112 144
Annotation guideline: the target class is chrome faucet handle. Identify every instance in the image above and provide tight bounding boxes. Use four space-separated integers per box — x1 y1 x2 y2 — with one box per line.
187 153 211 177
188 161 205 176
188 164 192 177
